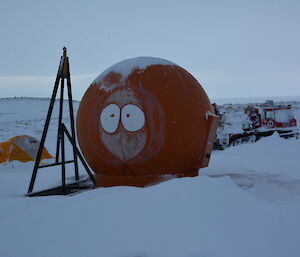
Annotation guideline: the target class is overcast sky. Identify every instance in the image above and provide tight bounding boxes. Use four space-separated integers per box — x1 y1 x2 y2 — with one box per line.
0 0 299 100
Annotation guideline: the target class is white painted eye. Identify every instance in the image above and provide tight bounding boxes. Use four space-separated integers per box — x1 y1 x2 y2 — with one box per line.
100 104 120 133
121 104 145 132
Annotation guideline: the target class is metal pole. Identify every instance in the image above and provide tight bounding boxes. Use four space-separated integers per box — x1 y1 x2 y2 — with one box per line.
60 124 66 193
55 78 64 163
62 124 96 185
66 69 79 181
27 58 62 194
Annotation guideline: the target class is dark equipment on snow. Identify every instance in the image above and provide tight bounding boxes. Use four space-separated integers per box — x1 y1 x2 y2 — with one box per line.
27 47 95 196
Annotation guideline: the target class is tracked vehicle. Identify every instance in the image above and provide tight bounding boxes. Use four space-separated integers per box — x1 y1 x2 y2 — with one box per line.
214 100 299 149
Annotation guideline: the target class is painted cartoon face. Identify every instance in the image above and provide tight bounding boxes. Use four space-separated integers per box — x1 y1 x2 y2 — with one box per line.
99 88 147 162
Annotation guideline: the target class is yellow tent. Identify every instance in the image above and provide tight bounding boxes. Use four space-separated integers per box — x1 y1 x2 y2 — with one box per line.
0 135 53 164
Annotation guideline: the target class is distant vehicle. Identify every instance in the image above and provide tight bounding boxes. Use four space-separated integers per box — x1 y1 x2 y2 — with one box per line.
214 100 299 149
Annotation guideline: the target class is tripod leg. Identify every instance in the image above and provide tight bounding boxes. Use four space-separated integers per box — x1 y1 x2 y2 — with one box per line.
62 124 96 186
66 75 79 181
27 74 61 194
60 125 66 192
55 79 65 163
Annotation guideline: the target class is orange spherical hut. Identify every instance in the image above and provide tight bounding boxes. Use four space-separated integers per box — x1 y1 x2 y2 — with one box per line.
76 57 219 187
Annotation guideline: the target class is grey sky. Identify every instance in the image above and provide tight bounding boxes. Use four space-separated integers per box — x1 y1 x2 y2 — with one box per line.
0 0 299 100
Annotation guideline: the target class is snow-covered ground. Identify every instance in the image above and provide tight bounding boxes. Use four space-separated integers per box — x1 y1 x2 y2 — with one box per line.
0 97 300 257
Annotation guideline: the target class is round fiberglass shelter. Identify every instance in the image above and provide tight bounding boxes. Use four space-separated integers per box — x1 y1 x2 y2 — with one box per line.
76 57 219 187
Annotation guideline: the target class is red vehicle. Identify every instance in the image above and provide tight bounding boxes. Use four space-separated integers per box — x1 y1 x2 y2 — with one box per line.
215 100 299 149
247 100 297 135
260 107 296 128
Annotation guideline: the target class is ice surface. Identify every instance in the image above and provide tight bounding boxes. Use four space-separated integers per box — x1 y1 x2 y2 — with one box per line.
204 132 300 204
0 97 300 257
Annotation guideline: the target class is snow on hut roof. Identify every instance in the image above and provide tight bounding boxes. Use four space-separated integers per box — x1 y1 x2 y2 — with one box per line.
93 57 178 92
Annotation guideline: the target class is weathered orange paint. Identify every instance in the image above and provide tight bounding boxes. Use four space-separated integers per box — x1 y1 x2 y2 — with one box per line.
76 57 219 187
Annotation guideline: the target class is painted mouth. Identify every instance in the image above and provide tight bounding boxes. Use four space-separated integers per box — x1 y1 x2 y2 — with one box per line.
101 129 147 162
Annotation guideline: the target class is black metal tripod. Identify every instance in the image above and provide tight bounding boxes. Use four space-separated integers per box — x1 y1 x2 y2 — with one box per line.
27 47 95 195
